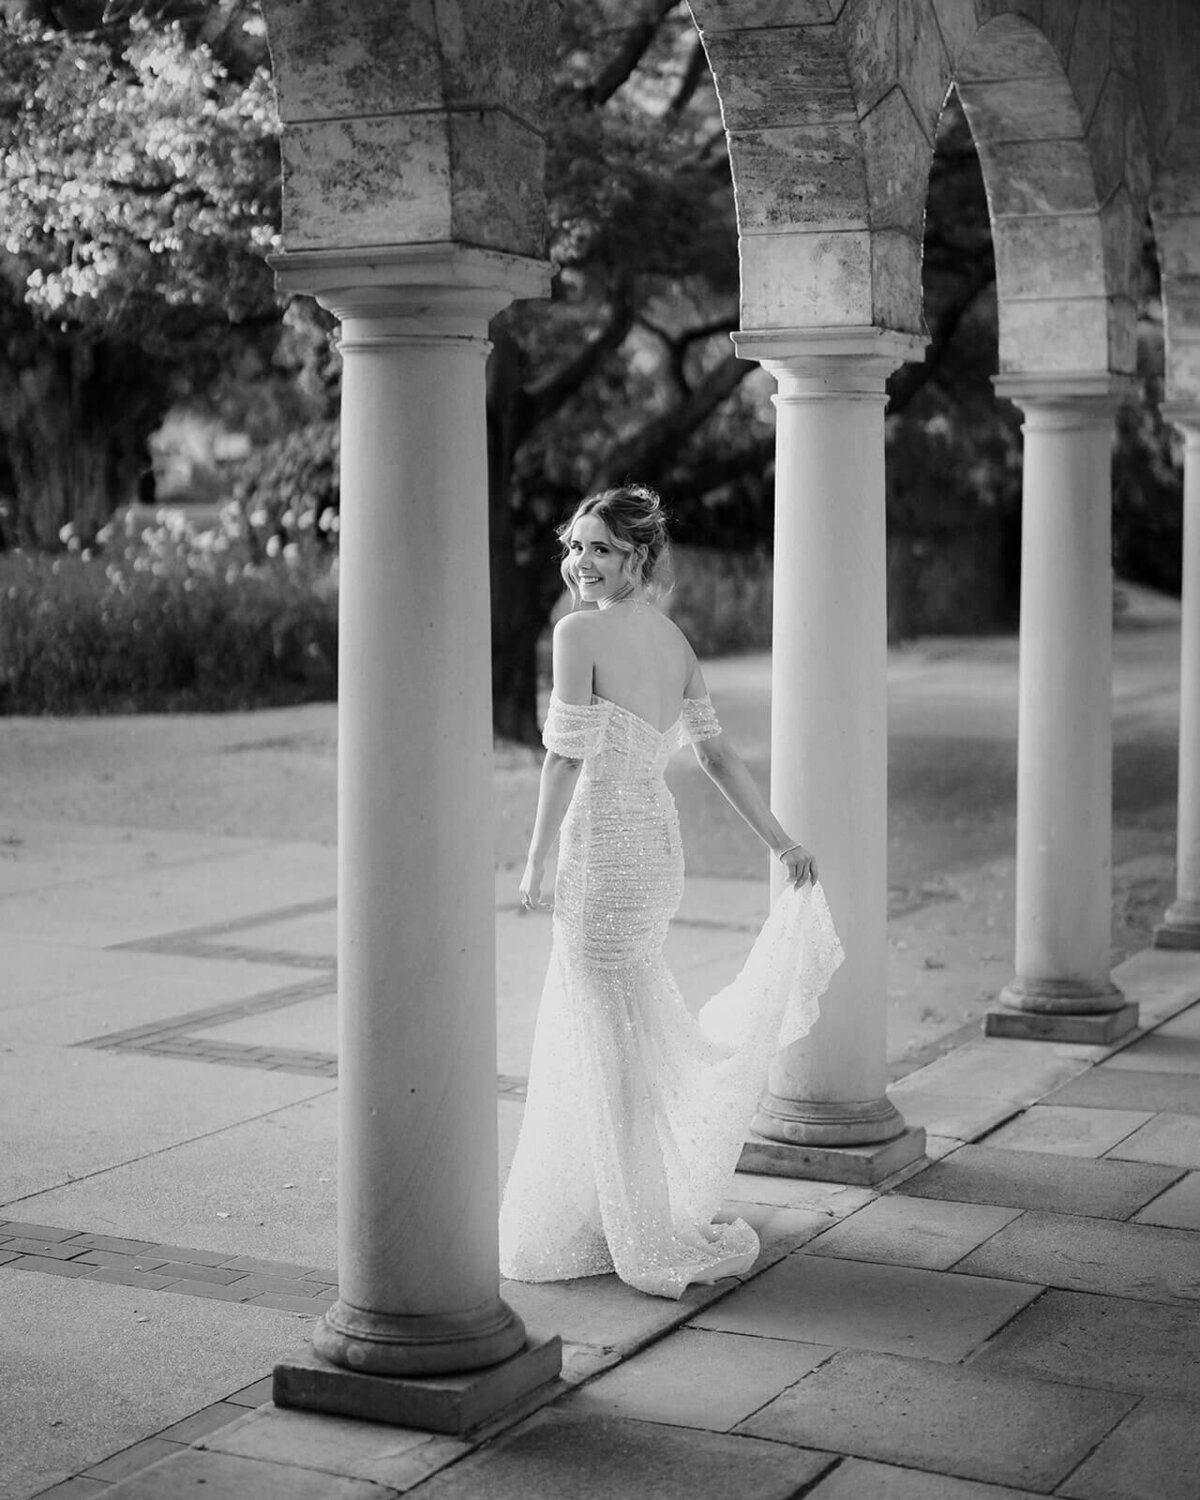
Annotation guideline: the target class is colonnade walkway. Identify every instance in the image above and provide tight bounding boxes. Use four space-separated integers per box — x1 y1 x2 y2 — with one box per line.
3 624 1198 1500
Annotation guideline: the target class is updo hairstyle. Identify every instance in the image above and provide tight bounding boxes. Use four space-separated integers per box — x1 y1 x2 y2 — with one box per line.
558 483 673 604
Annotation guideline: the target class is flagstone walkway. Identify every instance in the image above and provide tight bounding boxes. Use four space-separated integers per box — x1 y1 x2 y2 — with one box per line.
3 813 1198 1500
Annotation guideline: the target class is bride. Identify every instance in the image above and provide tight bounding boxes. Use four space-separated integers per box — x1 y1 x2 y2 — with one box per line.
499 484 843 1299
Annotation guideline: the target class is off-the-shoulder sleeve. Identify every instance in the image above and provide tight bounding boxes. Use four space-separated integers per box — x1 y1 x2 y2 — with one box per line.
681 694 722 744
542 694 611 759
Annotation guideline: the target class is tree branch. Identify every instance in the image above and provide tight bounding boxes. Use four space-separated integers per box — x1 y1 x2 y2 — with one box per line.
667 32 708 116
887 259 995 417
592 349 752 485
521 275 637 432
575 0 680 108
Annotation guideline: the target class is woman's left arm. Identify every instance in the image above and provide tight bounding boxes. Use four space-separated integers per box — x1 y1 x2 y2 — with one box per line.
692 733 817 888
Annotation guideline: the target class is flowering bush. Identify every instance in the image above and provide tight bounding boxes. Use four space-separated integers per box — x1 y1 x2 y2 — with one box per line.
230 422 340 562
0 505 337 714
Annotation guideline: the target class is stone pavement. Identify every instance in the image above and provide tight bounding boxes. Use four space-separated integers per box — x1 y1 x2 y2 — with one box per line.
3 816 1200 1500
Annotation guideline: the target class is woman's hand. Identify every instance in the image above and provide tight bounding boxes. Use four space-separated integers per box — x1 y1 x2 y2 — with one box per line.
519 857 551 914
776 841 817 889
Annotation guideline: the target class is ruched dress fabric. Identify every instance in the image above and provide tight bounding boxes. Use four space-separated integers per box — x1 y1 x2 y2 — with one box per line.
498 692 844 1300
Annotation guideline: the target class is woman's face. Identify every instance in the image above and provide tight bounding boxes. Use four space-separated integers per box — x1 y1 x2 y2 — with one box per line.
566 514 631 604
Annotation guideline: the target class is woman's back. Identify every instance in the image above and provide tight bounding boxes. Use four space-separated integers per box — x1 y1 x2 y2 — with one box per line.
584 603 696 732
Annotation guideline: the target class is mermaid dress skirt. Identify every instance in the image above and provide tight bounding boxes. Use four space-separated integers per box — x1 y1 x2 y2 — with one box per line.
498 692 844 1300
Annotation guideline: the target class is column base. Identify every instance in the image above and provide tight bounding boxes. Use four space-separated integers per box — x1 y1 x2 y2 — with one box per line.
996 975 1126 1015
738 1126 926 1186
750 1092 907 1148
274 1338 563 1436
1154 899 1200 950
312 1295 528 1377
985 1002 1139 1044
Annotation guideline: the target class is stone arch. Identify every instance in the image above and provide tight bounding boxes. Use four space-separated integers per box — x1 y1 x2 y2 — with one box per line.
1150 92 1200 403
952 11 1133 376
257 0 556 261
688 0 950 335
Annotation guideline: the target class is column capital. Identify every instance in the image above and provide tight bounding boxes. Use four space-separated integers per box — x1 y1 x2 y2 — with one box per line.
993 370 1136 423
1161 400 1200 439
268 243 552 342
732 325 927 394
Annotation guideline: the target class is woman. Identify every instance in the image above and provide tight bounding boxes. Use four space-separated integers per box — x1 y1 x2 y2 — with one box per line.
499 485 843 1299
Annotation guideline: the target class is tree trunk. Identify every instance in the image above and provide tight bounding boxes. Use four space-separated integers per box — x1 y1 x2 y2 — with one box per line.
0 335 165 549
487 327 549 745
490 571 549 744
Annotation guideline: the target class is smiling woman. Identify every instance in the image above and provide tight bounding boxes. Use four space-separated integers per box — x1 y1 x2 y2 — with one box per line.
502 484 841 1298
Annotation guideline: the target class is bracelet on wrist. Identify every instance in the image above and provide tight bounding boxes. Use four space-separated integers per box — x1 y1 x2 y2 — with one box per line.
774 842 803 862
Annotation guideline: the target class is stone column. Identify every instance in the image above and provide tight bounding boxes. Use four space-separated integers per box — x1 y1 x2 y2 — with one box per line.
732 328 927 1186
1156 404 1200 949
989 374 1137 1044
268 247 560 1430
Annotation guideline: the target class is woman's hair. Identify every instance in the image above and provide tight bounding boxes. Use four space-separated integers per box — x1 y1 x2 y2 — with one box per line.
557 484 674 603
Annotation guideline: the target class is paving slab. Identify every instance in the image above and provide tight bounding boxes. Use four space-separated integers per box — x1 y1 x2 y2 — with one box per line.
1105 1111 1200 1168
199 1404 468 1488
0 842 336 948
1109 951 1200 1031
955 1210 1200 1303
2 939 307 1028
736 1350 1134 1492
1153 1000 1200 1038
10 1090 339 1263
101 1450 384 1500
0 820 268 899
199 994 337 1054
806 1458 1047 1500
217 909 336 962
0 1045 335 1204
500 1271 721 1362
1133 1170 1200 1229
972 1288 1200 1398
982 1106 1153 1158
803 1195 1022 1270
879 1090 1024 1144
1103 1033 1200 1074
562 1328 835 1431
1057 1396 1200 1500
0 1270 306 1500
725 1204 834 1263
687 1253 1039 1362
412 1410 834 1500
1043 1068 1200 1115
728 1173 875 1217
895 1144 1182 1219
887 1039 1096 1107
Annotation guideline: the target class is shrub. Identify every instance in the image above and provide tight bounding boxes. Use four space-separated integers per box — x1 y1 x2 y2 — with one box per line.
0 506 338 714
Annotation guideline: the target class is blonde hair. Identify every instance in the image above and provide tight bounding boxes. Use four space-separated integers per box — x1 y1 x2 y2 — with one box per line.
558 484 673 604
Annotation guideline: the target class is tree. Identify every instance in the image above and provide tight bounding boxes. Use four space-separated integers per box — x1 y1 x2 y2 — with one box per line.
0 0 280 548
485 0 766 742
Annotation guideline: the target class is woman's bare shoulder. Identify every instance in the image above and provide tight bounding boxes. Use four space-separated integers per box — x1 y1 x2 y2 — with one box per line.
650 606 698 664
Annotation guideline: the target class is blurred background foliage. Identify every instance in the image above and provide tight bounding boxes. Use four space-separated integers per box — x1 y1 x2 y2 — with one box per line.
0 0 1184 738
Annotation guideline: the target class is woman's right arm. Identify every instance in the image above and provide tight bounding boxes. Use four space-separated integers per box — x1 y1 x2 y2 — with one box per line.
519 614 593 911
519 751 582 910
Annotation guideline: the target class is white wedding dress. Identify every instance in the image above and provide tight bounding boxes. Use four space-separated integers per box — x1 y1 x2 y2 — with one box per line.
498 691 844 1299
